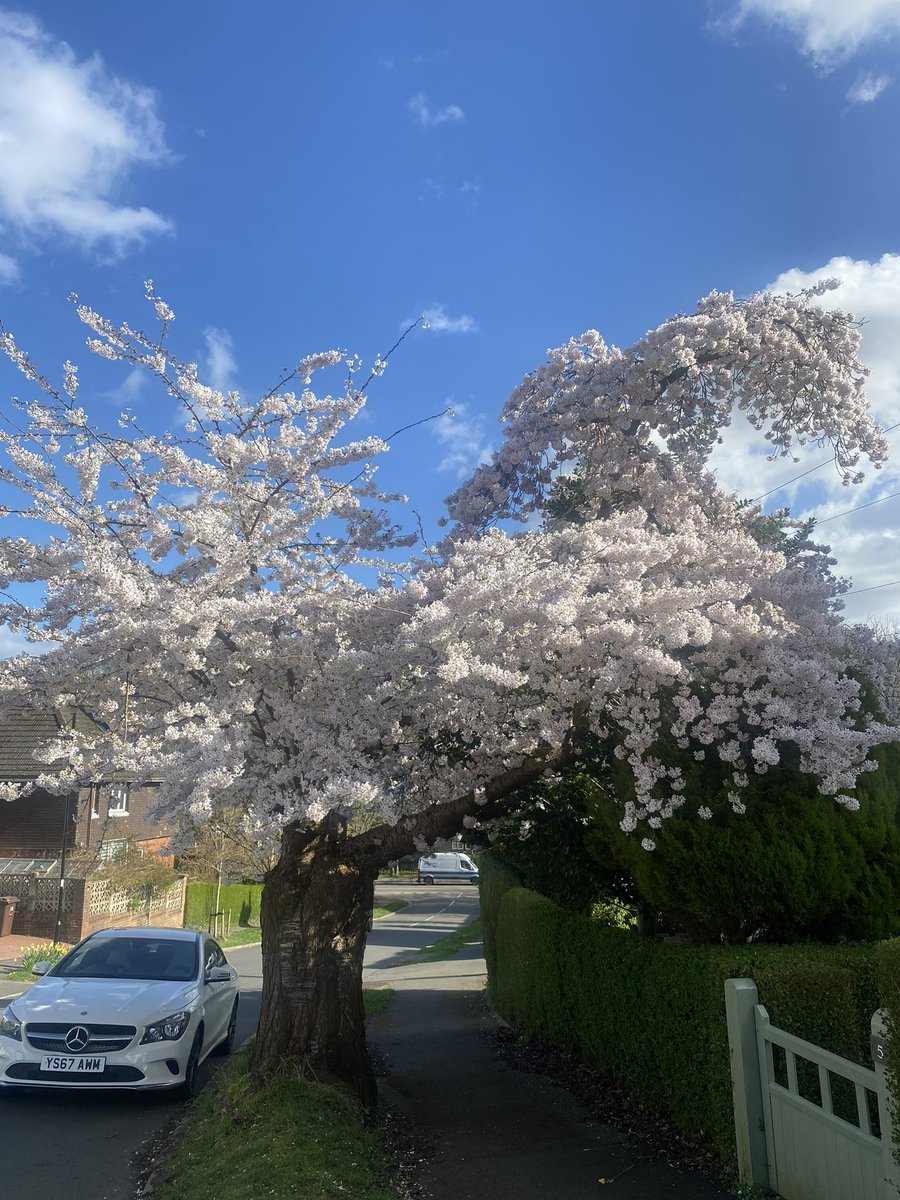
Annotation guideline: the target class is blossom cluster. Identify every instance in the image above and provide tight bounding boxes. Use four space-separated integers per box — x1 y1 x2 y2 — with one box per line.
0 284 895 849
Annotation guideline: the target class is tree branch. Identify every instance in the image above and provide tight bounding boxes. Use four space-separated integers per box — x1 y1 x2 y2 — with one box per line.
345 735 581 869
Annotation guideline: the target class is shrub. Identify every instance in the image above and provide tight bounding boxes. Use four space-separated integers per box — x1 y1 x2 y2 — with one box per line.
875 939 900 1165
587 742 900 943
488 773 633 912
477 852 522 996
485 880 880 1169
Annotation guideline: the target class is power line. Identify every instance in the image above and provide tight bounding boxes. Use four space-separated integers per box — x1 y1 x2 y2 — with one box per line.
749 418 900 504
817 488 900 526
751 458 832 502
846 578 900 597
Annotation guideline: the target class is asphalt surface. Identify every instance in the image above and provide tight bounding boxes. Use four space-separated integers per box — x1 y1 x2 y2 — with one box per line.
0 882 476 1200
368 891 739 1200
0 884 738 1200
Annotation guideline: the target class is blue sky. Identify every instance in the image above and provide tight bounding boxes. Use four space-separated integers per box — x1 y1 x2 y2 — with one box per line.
2 0 900 642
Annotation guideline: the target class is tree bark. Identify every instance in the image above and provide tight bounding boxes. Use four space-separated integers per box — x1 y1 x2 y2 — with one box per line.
252 739 581 1106
253 813 378 1107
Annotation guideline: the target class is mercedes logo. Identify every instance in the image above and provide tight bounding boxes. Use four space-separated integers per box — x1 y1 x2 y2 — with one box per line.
64 1025 90 1052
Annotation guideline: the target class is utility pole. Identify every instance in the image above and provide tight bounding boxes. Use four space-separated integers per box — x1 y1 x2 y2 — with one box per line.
54 790 73 946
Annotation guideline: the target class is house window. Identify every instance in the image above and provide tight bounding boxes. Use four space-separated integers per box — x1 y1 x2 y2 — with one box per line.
107 782 131 816
98 838 127 862
91 787 100 819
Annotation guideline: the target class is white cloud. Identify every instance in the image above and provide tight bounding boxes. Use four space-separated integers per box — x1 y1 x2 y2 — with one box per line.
379 53 428 69
432 405 495 478
0 250 18 285
458 180 483 210
707 253 900 621
0 624 52 658
731 0 900 65
203 327 237 391
847 72 891 103
420 304 478 335
0 10 173 260
102 365 147 408
418 176 482 212
407 92 465 129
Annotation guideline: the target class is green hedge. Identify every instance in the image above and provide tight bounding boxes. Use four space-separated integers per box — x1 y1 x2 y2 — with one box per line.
483 868 882 1170
478 852 522 998
876 940 900 1165
185 881 263 930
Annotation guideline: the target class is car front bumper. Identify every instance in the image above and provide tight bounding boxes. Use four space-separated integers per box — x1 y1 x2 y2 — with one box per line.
0 1032 194 1090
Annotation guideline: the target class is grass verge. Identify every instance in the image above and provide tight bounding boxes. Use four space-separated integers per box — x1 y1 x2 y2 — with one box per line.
152 1045 401 1200
215 926 263 948
180 925 263 948
364 987 394 1017
410 917 483 963
372 900 408 920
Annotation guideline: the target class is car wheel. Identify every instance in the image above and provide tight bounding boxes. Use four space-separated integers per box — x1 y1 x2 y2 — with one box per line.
213 999 239 1056
177 1028 204 1099
424 875 434 885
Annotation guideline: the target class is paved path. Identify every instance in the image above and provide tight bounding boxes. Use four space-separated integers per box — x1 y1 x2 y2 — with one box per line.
368 925 737 1200
0 932 65 964
1 885 739 1199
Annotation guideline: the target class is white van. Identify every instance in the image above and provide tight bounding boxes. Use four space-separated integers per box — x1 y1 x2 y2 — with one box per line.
417 852 479 885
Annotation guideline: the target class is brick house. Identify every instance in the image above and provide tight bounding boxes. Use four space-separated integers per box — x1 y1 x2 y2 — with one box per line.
0 707 173 864
0 708 183 940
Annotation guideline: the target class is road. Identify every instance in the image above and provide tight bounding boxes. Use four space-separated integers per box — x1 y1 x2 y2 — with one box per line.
0 880 479 1200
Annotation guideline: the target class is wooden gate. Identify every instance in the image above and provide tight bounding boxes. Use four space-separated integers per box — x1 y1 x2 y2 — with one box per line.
725 978 900 1200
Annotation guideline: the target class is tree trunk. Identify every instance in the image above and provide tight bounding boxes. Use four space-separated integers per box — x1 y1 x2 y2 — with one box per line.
253 815 378 1108
250 741 578 1105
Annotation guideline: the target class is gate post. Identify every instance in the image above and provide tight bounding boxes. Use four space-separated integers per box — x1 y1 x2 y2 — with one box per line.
871 1011 900 1198
725 978 770 1190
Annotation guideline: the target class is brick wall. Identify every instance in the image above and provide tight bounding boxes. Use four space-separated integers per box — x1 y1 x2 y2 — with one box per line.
7 877 86 942
6 874 186 942
0 781 173 861
0 788 77 858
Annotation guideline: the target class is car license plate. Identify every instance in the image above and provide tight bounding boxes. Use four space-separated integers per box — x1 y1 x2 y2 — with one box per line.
40 1055 106 1073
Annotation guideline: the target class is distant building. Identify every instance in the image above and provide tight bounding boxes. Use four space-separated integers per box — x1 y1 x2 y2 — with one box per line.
0 706 173 869
0 707 183 941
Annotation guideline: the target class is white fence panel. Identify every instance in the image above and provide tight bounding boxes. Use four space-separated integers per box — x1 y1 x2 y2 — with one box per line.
726 978 900 1200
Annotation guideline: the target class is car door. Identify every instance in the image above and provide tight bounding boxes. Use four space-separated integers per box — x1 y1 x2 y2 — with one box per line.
201 937 234 1048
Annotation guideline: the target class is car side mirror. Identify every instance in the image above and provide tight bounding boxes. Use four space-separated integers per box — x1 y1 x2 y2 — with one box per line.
206 965 231 983
31 961 50 976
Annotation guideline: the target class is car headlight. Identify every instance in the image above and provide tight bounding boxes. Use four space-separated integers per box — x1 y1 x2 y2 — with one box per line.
139 1010 192 1044
0 1005 22 1042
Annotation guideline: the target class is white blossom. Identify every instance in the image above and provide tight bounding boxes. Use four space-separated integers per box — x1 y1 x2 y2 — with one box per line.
0 286 893 851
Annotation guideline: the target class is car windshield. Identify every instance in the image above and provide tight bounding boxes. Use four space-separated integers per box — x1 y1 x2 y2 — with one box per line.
51 936 199 982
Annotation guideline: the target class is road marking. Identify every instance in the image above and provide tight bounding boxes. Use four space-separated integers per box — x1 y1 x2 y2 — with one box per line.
404 890 472 928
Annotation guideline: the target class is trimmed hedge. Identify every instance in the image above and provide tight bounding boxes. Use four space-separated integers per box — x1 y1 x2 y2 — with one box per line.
480 854 882 1170
479 852 521 998
876 940 900 1165
185 881 263 930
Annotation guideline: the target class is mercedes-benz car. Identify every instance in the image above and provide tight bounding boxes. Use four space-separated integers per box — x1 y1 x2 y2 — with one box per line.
0 927 239 1094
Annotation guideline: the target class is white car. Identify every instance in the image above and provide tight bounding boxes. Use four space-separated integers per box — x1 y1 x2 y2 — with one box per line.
0 927 239 1095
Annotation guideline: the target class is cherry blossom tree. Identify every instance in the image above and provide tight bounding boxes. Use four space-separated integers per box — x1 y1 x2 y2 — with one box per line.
0 281 895 1103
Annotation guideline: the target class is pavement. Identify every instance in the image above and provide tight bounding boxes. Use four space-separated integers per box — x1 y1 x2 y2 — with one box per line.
367 932 737 1200
0 891 739 1199
0 933 59 962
